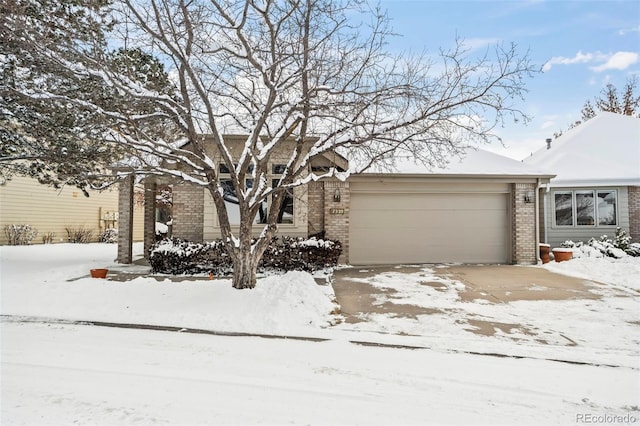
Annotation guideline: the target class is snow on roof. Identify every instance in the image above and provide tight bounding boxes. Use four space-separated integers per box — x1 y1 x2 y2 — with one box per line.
364 148 551 177
523 112 640 187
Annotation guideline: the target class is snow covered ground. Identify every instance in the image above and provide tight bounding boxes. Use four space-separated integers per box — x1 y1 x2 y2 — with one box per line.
1 243 639 425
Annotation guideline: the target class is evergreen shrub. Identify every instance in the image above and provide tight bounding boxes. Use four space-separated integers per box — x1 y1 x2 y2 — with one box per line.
149 236 342 275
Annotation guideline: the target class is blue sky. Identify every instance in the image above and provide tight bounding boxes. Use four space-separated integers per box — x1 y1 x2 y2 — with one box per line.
376 0 640 159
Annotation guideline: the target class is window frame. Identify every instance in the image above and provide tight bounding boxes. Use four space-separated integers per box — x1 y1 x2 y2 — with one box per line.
552 189 618 228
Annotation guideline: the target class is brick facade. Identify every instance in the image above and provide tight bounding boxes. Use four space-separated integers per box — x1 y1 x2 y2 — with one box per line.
116 175 135 264
168 178 542 266
143 180 157 258
307 182 325 236
512 183 537 264
172 183 204 241
629 186 640 243
322 180 350 263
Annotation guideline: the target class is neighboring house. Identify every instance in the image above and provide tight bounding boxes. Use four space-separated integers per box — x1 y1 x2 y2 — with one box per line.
524 112 640 247
119 137 553 265
0 174 144 245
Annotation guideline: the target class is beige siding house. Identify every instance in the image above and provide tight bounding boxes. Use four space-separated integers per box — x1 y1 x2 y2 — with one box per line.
131 138 552 266
0 175 144 245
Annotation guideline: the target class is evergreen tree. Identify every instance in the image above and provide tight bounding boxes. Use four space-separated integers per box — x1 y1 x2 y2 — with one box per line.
0 0 179 193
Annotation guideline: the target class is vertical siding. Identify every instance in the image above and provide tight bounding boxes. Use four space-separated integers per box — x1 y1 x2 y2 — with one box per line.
0 175 144 245
543 186 630 247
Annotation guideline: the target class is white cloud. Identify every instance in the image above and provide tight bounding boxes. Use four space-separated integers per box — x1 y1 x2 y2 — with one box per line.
542 51 597 72
590 51 639 72
618 25 640 36
542 50 638 73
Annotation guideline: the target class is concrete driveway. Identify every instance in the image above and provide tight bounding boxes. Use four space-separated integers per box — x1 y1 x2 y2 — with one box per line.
333 264 603 321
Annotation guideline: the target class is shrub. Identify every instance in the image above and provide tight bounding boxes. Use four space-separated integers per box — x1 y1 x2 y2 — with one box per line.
99 228 118 244
560 228 639 258
613 227 631 251
149 238 224 275
4 224 38 245
627 243 640 257
42 232 56 244
149 236 342 275
65 226 94 243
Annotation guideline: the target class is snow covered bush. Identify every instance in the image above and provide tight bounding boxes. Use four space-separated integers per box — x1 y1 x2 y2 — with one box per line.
261 236 342 272
613 227 631 251
560 228 638 258
149 236 342 275
99 228 118 244
149 238 222 275
626 243 640 257
4 224 38 245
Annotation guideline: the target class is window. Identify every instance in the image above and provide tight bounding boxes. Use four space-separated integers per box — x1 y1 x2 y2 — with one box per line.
272 180 294 224
553 190 617 227
272 164 294 224
554 192 573 226
220 179 267 225
576 191 595 226
217 163 292 225
597 190 617 225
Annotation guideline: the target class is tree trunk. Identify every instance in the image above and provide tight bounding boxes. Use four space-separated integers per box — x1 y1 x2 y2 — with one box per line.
232 248 258 289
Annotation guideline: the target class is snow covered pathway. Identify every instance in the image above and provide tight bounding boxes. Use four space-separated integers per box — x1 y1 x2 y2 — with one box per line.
3 321 637 426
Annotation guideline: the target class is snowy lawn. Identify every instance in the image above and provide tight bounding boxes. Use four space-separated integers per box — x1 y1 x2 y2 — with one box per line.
1 243 639 425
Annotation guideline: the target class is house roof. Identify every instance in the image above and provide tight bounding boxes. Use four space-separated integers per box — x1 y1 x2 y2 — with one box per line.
363 148 553 178
523 112 640 187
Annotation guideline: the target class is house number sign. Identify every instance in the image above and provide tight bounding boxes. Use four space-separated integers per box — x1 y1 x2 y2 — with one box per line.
329 208 345 215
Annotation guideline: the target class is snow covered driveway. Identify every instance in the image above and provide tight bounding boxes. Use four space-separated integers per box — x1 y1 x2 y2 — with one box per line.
332 264 640 368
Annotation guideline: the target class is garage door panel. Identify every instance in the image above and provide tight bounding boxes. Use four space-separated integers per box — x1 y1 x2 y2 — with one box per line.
349 190 509 264
356 193 505 210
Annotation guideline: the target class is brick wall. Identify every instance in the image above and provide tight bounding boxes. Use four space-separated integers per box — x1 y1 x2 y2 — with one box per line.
629 186 640 243
116 175 134 263
322 180 350 263
512 183 537 264
172 183 204 241
307 182 324 236
143 180 157 258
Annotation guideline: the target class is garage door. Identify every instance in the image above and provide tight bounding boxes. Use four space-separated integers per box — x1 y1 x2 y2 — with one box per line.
349 187 509 265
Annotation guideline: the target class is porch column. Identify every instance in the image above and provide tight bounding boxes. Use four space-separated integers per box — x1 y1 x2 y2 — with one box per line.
143 179 157 259
117 175 135 264
323 180 350 263
512 183 537 264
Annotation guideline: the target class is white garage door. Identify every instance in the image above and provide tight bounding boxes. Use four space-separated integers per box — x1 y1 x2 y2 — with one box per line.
349 186 509 265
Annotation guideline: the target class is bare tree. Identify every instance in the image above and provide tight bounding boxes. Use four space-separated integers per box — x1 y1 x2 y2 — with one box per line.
2 0 535 289
581 77 640 121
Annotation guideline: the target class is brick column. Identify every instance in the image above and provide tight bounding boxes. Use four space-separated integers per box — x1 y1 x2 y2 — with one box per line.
323 180 350 263
629 186 640 243
512 183 537 264
143 179 156 258
307 182 325 237
172 183 204 241
117 175 135 264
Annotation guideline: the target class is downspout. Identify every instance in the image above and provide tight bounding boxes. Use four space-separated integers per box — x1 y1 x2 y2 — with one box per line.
543 182 550 244
535 178 541 263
